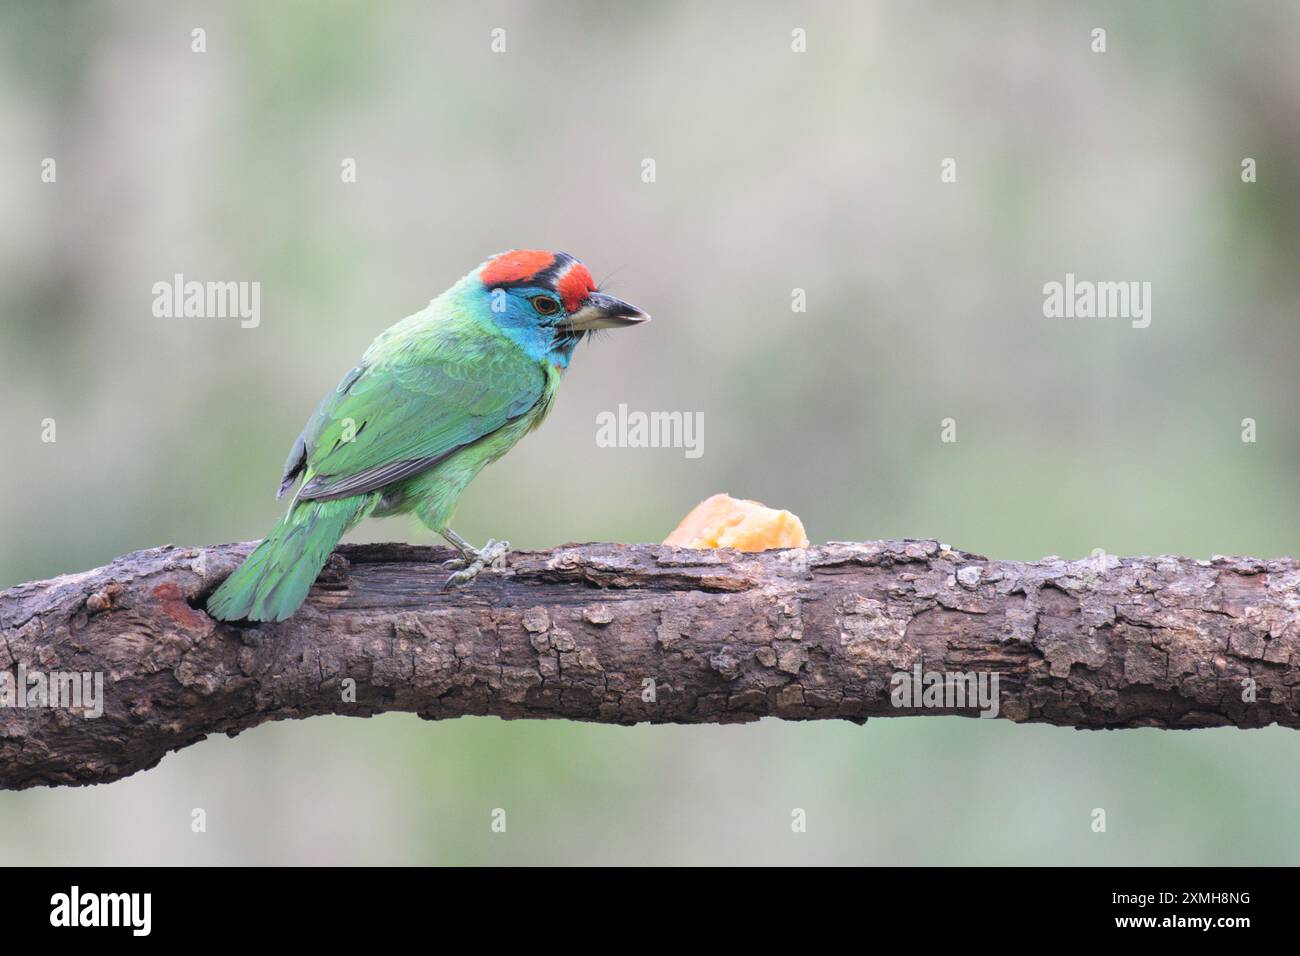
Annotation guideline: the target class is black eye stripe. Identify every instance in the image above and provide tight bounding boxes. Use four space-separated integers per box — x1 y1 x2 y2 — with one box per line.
490 252 577 295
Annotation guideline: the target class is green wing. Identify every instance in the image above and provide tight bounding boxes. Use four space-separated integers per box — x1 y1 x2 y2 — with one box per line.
280 326 544 502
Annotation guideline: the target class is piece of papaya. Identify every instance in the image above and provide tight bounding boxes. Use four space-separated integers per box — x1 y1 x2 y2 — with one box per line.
663 493 809 551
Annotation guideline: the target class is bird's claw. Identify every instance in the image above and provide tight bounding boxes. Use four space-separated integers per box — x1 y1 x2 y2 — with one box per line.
442 539 510 588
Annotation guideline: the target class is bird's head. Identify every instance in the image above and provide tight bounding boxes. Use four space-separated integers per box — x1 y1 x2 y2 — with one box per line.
467 250 649 365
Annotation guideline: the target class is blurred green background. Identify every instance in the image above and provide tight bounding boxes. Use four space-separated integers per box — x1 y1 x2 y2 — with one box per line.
0 1 1296 864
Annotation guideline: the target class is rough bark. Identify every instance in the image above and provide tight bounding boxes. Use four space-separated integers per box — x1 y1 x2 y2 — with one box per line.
0 539 1296 788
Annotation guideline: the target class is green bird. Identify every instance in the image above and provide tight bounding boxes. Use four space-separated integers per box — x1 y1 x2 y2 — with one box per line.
207 249 649 622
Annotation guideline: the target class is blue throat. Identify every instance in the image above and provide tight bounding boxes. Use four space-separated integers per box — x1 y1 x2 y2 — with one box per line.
466 281 585 368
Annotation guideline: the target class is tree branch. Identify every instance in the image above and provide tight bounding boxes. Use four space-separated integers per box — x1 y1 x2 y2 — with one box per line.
0 539 1296 788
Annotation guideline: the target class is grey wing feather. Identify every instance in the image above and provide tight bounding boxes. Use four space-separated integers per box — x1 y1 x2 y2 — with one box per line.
276 362 366 499
297 453 454 502
277 433 308 498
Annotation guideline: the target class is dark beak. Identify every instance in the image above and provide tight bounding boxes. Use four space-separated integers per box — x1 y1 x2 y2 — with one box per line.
561 292 651 331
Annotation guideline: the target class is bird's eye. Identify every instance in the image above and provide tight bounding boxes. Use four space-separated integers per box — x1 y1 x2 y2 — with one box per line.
531 295 560 316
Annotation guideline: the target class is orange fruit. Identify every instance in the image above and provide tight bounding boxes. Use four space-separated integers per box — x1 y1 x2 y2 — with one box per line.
663 493 809 551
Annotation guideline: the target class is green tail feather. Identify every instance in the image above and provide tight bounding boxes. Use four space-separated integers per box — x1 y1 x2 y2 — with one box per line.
207 496 373 622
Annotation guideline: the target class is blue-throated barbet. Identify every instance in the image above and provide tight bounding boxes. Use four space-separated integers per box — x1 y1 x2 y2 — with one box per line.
207 250 649 622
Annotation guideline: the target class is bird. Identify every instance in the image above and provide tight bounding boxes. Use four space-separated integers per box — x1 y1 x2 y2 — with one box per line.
206 249 649 622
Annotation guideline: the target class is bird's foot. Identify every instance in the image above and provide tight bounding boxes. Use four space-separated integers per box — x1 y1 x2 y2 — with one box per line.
442 538 510 588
